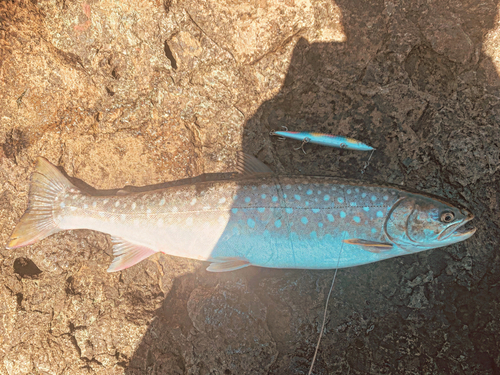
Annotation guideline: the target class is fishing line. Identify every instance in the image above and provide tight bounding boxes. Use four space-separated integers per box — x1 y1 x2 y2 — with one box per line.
308 235 345 375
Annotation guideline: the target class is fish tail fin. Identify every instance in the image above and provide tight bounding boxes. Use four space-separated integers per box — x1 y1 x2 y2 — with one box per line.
6 157 76 249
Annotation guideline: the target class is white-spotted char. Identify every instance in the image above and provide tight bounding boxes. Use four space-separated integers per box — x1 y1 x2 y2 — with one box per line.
6 154 475 272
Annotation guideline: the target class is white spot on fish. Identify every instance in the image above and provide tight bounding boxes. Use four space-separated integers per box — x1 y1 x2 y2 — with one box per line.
286 184 291 189
324 195 330 201
340 211 346 218
245 197 251 203
275 220 282 228
371 228 377 234
371 196 377 202
60 202 65 208
337 197 344 203
272 196 278 202
307 189 313 195
261 194 266 199
160 198 165 206
57 215 62 221
350 202 357 207
377 211 384 218
361 193 367 198
355 188 360 193
318 222 324 228
121 214 126 221
347 189 352 194
286 208 293 214
191 198 197 205
327 214 334 222
70 207 77 211
312 209 320 213
83 204 88 209
172 206 178 212
99 212 105 217
294 195 301 201
363 207 370 212
383 195 389 201
147 209 151 214
132 202 136 210
353 216 361 223
232 208 238 214
219 197 226 204
115 201 120 207
301 217 308 224
247 218 256 228
72 195 77 200
258 207 265 213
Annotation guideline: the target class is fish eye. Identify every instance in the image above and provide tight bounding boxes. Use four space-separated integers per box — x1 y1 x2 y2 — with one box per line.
440 211 455 223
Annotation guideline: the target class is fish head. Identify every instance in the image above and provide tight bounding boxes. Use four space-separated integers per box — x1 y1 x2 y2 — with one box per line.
384 195 476 250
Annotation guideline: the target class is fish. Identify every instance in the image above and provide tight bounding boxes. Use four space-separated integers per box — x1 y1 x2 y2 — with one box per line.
6 154 476 273
271 130 375 151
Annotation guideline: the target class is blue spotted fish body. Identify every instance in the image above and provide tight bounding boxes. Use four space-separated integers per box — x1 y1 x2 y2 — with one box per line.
7 156 475 272
273 131 375 151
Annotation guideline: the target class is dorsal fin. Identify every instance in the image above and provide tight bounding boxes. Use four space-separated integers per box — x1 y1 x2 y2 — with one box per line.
235 152 273 176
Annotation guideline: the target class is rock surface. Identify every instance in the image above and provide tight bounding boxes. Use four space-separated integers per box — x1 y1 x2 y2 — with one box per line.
1 0 500 373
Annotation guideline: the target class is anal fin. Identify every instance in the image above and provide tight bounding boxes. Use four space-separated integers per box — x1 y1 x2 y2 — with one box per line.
108 236 157 272
207 257 251 272
343 239 393 253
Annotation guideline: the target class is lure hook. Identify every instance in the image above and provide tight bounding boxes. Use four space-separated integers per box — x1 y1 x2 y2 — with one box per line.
270 126 289 141
294 137 310 154
360 149 375 175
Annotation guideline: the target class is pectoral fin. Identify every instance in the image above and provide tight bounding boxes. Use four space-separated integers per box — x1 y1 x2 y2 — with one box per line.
343 239 393 253
207 257 251 272
107 237 157 272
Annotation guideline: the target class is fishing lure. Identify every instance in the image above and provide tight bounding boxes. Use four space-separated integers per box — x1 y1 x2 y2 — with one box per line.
270 128 375 154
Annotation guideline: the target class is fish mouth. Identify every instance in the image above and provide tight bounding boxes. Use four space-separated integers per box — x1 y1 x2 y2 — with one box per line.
438 213 476 241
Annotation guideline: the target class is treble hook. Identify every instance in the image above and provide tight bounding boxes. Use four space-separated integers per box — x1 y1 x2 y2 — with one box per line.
360 149 375 175
270 126 289 141
294 137 310 154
